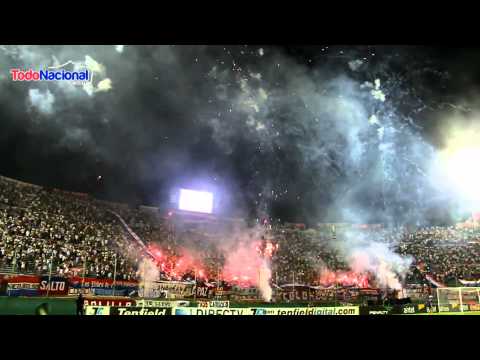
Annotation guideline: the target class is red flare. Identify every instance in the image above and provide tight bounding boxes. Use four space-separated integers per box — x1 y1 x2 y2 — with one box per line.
319 269 370 288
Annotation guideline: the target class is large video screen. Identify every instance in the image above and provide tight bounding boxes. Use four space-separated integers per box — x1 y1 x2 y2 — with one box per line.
178 189 214 214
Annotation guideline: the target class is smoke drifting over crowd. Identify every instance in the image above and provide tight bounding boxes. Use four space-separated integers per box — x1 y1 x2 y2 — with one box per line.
5 45 480 294
1 45 479 226
336 231 413 290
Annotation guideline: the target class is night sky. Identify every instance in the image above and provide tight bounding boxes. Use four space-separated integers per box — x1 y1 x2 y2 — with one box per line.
1 45 480 225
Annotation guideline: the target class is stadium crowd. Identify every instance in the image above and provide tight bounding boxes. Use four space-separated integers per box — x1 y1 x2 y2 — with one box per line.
1 175 480 291
397 226 480 286
269 224 480 287
0 177 141 280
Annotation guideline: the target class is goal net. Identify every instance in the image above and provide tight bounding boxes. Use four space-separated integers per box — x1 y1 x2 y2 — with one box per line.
436 287 480 313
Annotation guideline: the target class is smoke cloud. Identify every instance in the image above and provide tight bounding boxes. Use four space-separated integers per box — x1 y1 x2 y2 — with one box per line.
138 258 160 298
28 88 55 115
4 44 480 297
0 45 466 223
346 237 412 290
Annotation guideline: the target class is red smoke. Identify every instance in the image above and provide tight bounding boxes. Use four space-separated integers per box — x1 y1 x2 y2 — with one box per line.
318 269 370 288
223 239 278 287
146 238 278 287
222 242 263 286
147 244 207 281
473 212 480 222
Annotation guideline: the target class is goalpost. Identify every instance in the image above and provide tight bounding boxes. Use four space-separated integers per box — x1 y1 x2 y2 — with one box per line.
436 287 480 313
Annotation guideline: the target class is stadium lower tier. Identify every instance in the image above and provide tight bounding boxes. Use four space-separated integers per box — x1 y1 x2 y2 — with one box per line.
0 272 412 303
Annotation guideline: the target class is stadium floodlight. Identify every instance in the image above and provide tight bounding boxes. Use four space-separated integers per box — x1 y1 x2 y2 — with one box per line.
178 189 214 214
436 127 480 210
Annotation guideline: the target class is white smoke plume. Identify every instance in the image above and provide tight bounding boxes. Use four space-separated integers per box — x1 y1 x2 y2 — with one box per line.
138 258 160 298
0 45 457 226
348 59 363 71
338 229 413 290
258 259 272 302
28 88 55 114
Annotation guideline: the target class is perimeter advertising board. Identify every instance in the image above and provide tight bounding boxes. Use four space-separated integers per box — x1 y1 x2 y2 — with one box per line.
69 276 138 297
174 307 251 315
85 306 111 315
197 300 229 308
83 298 136 307
374 303 439 315
111 307 171 315
38 276 69 296
85 306 171 315
0 275 7 296
136 299 190 308
84 305 359 315
174 306 359 315
143 281 194 299
279 287 379 302
5 275 40 296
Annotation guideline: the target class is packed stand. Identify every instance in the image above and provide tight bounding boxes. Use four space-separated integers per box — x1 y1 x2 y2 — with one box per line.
0 176 142 280
397 226 480 286
2 175 480 290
